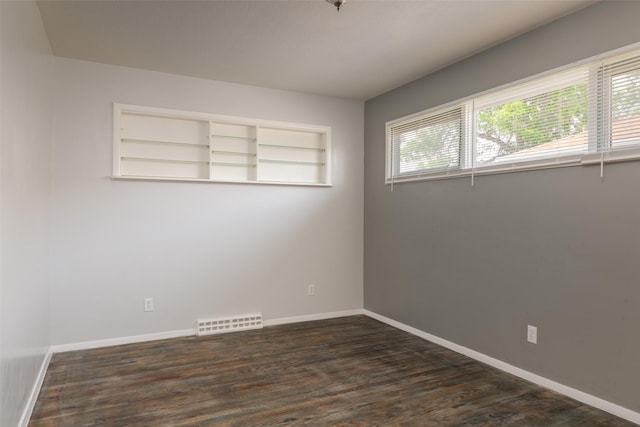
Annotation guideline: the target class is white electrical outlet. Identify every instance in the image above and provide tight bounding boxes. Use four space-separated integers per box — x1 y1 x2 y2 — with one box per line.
144 297 154 312
527 325 537 344
308 284 315 296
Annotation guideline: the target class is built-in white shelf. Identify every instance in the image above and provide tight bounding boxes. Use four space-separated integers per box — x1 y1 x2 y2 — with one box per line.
113 104 331 186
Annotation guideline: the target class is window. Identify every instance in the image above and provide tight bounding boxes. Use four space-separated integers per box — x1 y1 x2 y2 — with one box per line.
386 46 640 183
113 104 331 186
474 68 589 166
388 106 464 178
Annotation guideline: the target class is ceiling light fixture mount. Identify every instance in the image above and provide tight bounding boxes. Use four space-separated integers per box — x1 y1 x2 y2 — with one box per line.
326 0 346 12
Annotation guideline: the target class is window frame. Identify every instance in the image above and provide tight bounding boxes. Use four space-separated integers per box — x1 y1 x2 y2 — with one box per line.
385 43 640 185
387 105 465 179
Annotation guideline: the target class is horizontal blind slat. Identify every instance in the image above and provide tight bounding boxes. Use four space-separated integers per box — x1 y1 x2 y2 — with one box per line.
390 106 463 176
599 51 640 152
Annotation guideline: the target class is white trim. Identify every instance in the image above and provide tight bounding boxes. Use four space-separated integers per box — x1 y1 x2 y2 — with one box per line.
263 309 365 327
582 146 640 165
110 176 332 187
383 146 640 186
19 349 53 427
384 148 640 185
363 310 640 425
51 328 195 353
112 103 121 177
115 103 331 134
386 157 582 184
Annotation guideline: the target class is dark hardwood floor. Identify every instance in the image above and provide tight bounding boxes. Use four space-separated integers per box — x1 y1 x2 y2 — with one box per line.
30 316 634 426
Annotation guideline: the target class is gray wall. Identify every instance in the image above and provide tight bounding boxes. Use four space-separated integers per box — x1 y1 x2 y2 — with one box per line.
0 1 54 425
364 1 640 412
50 58 363 345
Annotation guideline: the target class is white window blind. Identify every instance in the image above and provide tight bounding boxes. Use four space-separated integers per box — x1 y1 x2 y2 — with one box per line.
389 106 463 177
597 51 640 152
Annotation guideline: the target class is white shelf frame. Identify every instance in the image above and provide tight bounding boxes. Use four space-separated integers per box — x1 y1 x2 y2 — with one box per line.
113 103 332 186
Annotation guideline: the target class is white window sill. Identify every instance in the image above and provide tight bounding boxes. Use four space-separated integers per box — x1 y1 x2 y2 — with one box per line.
386 150 640 185
111 175 332 187
581 147 640 165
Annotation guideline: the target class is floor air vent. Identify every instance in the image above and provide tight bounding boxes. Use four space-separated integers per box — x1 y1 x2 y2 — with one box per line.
197 313 263 336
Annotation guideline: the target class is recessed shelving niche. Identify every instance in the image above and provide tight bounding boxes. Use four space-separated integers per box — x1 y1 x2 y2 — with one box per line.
113 104 331 186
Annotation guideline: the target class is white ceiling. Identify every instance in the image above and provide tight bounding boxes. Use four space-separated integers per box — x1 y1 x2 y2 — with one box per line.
37 0 596 100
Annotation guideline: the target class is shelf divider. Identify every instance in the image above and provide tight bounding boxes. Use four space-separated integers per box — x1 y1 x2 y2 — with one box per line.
211 150 257 156
121 156 209 165
258 143 325 152
259 159 326 166
211 162 257 167
211 134 257 142
122 138 209 148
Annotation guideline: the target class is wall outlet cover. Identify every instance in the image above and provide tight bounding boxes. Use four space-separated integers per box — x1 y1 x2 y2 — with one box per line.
527 325 537 344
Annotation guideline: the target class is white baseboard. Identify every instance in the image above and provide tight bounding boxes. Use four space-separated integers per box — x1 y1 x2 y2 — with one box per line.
263 309 365 327
51 328 195 353
50 309 367 353
18 348 53 427
363 309 640 425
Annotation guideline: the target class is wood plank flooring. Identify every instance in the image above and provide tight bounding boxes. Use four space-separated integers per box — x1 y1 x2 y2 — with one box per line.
30 316 635 426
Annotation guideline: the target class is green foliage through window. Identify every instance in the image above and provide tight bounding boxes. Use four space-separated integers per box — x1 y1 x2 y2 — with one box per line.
476 84 588 163
398 118 461 173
